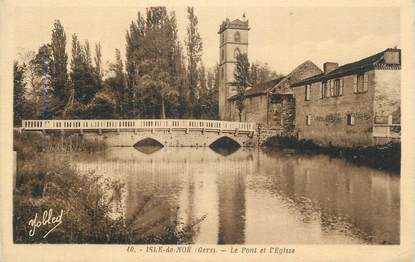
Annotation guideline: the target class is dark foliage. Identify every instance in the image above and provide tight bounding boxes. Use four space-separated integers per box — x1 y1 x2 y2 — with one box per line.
264 136 401 173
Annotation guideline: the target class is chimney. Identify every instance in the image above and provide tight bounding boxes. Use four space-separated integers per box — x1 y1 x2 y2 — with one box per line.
384 48 401 64
323 62 339 74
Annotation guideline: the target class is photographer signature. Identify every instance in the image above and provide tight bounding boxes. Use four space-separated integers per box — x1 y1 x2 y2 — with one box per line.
28 208 63 238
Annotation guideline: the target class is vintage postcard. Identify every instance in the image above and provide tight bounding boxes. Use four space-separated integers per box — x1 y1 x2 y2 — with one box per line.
0 0 414 261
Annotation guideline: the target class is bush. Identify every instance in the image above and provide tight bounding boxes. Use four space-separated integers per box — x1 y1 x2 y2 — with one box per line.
263 136 400 173
14 131 107 155
13 132 202 243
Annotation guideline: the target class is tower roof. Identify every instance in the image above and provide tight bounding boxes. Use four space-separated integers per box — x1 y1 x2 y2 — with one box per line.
218 17 250 33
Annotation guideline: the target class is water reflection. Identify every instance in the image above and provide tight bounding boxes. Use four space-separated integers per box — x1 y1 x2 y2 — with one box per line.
134 145 163 155
134 138 164 154
209 136 241 156
71 147 399 244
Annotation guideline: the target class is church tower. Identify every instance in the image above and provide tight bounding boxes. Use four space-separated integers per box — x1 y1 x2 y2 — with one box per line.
218 14 250 120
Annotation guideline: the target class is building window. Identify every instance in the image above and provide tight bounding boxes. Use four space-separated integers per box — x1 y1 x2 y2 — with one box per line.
234 48 241 59
221 33 224 45
305 84 311 101
321 81 328 98
234 32 240 42
347 114 355 125
306 115 312 126
332 79 343 97
354 73 368 93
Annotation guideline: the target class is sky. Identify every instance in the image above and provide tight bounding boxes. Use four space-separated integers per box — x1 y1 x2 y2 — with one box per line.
13 3 400 75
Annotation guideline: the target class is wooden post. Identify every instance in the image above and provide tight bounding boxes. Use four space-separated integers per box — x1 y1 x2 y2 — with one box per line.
387 115 393 138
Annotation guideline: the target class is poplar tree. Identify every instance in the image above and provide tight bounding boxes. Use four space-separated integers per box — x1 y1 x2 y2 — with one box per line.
70 34 100 106
234 53 251 121
13 62 27 126
49 20 69 117
106 48 126 116
185 7 203 116
125 12 146 118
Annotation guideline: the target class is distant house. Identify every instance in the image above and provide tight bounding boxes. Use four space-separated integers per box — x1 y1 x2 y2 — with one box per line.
291 48 401 147
228 60 322 134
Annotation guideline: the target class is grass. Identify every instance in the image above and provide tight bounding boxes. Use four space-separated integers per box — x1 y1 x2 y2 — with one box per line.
13 131 202 244
263 136 401 173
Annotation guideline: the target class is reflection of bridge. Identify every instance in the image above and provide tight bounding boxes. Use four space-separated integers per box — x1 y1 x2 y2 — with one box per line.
21 119 282 147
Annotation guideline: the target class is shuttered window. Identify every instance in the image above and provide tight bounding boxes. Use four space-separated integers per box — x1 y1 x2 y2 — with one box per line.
363 73 369 92
332 79 343 97
354 73 367 93
347 114 355 126
305 84 311 101
306 115 312 126
329 80 334 96
321 81 328 98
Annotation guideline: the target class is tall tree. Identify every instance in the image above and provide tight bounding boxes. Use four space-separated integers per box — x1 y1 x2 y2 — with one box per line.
32 44 54 119
250 61 283 86
106 48 126 117
94 43 103 90
13 61 28 126
125 12 146 118
177 47 189 118
49 20 69 117
70 34 100 107
135 7 179 119
21 51 43 119
206 64 219 119
185 7 203 116
193 63 208 118
234 53 251 121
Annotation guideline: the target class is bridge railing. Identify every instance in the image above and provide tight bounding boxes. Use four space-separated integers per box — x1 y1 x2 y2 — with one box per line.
22 119 257 133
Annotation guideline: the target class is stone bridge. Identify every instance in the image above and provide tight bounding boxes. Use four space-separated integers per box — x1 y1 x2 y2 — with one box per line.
21 119 284 147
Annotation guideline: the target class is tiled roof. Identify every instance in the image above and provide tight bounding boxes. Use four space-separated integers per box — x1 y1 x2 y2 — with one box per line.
229 77 284 100
228 60 322 100
245 77 285 97
291 48 401 87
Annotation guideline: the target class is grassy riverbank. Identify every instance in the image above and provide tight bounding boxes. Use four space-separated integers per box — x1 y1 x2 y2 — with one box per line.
13 132 198 243
264 137 401 173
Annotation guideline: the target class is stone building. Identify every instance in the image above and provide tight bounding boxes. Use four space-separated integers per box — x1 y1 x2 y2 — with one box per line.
218 15 250 120
291 48 401 147
227 61 322 134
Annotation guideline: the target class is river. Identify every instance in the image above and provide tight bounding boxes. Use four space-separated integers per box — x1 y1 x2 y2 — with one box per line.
68 146 400 245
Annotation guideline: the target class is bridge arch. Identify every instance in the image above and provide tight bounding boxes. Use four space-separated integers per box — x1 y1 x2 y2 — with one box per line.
207 135 243 147
133 135 166 147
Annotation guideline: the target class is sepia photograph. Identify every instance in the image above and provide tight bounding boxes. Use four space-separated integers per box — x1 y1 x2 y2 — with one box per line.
1 0 414 261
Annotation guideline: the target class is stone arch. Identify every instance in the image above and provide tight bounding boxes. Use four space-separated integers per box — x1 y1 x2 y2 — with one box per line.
133 136 165 147
207 135 243 147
